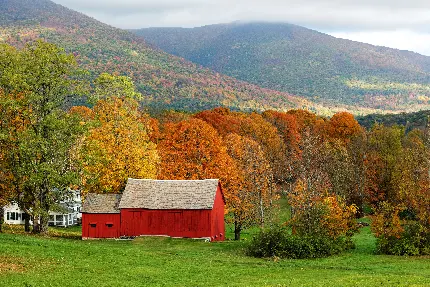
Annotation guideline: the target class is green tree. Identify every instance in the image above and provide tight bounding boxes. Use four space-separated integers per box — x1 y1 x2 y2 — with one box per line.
92 72 142 102
0 41 86 234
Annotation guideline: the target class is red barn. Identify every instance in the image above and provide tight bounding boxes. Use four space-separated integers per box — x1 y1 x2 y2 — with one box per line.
82 179 225 241
120 179 225 241
81 193 122 239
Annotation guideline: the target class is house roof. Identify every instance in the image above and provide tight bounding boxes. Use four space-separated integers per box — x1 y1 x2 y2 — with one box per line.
81 193 122 214
119 179 220 210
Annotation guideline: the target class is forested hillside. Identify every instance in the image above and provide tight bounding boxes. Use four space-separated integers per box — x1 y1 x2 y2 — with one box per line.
134 22 430 112
0 0 314 112
357 110 430 131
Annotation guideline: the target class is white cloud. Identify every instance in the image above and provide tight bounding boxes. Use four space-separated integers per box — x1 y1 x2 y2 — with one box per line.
328 30 430 56
54 0 430 29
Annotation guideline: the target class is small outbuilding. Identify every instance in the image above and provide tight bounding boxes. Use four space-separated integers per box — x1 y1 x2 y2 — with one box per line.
82 179 225 241
81 193 122 239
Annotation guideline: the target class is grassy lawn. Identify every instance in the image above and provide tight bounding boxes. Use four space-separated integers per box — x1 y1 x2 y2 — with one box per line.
1 223 430 287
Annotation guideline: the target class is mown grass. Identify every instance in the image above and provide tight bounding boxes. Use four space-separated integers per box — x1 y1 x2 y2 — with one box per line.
1 223 430 287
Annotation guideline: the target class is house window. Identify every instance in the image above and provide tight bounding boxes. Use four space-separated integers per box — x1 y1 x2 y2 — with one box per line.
6 212 9 220
10 212 16 220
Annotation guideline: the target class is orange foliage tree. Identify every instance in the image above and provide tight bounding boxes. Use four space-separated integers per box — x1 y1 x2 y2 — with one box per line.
196 108 287 185
262 110 302 189
194 107 242 136
239 113 287 184
157 118 234 181
327 112 363 145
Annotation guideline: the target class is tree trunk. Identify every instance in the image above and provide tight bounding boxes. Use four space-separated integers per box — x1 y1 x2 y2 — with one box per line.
32 216 40 233
259 192 265 228
0 205 4 233
234 221 241 241
39 214 49 234
24 213 30 232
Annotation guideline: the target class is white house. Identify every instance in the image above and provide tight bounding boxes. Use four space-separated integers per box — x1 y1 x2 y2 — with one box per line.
4 190 82 227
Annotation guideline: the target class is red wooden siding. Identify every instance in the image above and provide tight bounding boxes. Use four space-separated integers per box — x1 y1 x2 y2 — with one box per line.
120 209 212 238
210 185 226 241
82 213 121 239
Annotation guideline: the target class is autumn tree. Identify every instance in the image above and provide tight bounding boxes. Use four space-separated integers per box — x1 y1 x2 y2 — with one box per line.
288 179 357 239
238 113 287 185
225 133 278 239
157 118 234 181
365 124 404 206
371 129 430 255
0 89 30 232
195 107 242 136
69 106 94 122
78 74 158 195
196 108 287 185
262 110 302 190
327 112 363 145
323 134 367 211
286 109 319 132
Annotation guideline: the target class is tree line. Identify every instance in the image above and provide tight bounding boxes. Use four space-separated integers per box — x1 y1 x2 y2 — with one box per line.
0 41 429 256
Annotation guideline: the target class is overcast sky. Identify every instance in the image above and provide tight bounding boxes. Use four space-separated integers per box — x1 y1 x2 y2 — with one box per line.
53 0 430 56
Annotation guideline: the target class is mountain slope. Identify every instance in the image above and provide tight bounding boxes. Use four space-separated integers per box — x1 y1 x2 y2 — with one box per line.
133 22 430 112
0 1 315 112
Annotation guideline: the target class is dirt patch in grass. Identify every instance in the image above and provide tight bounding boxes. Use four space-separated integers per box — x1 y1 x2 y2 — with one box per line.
0 256 26 273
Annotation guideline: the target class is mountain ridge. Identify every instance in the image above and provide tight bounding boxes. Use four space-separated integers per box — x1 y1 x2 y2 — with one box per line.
133 22 430 112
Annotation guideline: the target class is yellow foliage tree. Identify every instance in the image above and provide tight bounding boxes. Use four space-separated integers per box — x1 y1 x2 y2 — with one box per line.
78 97 159 194
225 133 278 240
288 179 357 239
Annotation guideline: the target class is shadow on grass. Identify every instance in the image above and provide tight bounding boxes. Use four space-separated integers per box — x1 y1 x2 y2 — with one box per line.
1 224 82 240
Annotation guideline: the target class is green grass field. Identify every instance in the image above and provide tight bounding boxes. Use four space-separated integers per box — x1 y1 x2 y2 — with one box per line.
0 223 429 287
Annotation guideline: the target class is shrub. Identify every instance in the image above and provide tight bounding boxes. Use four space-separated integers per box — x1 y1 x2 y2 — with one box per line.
288 180 358 239
246 226 354 259
375 222 430 256
372 202 430 256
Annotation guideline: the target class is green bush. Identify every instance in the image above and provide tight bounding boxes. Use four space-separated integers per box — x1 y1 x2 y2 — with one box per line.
376 222 430 256
246 226 354 259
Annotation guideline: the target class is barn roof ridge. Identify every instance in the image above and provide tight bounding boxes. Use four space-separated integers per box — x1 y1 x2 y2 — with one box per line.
127 178 219 182
119 178 220 210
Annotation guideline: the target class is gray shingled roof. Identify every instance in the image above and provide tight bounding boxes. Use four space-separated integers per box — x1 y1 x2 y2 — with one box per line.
119 179 220 210
81 193 122 214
